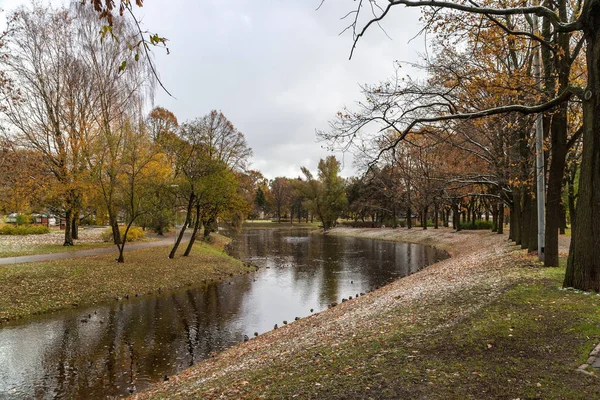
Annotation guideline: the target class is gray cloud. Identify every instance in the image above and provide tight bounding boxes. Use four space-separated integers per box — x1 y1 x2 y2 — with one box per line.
2 0 426 179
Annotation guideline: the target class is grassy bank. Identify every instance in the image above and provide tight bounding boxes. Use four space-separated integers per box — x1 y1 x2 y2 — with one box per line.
0 234 252 322
134 228 600 400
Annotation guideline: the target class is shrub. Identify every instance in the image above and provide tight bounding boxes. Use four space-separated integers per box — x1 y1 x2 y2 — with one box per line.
0 225 50 235
15 214 32 225
460 220 494 230
101 226 146 242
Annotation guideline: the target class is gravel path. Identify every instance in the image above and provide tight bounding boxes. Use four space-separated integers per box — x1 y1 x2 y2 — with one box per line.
0 228 187 265
0 227 105 248
0 237 185 265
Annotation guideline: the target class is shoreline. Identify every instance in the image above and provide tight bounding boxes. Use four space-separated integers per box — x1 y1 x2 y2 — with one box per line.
134 227 600 399
0 234 253 323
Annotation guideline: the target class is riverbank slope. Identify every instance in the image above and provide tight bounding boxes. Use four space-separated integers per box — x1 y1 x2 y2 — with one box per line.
0 234 253 322
134 227 600 399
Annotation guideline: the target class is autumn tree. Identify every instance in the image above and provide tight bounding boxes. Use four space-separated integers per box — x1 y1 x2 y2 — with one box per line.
169 111 252 258
0 140 51 214
322 0 600 290
113 122 161 262
78 3 154 246
297 156 347 230
1 5 97 245
270 177 293 223
148 106 179 144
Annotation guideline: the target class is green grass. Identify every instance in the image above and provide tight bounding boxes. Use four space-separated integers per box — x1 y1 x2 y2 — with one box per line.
0 234 252 322
139 258 600 399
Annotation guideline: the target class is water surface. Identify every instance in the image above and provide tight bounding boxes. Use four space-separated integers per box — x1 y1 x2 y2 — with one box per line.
0 228 446 399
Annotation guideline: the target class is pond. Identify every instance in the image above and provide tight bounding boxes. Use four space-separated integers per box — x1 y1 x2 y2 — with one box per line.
0 228 447 399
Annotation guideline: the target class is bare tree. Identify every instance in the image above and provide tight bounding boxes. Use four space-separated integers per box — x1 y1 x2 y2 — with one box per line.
1 6 95 245
325 0 599 291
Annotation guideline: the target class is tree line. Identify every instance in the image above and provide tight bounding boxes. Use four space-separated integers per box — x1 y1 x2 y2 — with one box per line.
318 0 596 291
0 4 256 262
0 2 351 262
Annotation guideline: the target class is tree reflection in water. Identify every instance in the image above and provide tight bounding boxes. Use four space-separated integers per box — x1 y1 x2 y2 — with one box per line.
0 228 446 398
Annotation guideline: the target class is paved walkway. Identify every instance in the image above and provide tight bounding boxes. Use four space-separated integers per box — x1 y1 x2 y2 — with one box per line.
0 236 188 266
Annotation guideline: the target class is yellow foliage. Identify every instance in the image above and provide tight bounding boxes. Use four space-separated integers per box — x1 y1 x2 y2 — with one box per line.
101 226 145 242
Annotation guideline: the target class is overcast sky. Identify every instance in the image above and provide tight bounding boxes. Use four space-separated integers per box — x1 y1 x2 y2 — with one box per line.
1 0 426 179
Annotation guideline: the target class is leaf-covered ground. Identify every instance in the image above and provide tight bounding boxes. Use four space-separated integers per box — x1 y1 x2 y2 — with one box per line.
0 234 252 322
0 227 113 257
133 227 600 400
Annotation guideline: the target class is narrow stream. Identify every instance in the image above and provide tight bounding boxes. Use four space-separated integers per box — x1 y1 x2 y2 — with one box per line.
0 228 447 399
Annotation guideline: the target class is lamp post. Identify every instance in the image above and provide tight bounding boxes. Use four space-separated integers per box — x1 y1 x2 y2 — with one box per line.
533 9 545 262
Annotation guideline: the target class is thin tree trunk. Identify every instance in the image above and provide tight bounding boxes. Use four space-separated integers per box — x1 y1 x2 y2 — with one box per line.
183 203 201 257
529 190 538 253
511 188 522 245
169 193 195 259
567 169 577 232
521 190 531 250
559 202 567 235
116 221 136 263
497 202 504 234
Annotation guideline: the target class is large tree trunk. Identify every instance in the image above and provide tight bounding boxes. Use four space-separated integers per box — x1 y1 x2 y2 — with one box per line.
497 202 504 234
511 188 522 245
71 217 79 240
406 206 412 229
565 17 600 291
543 0 570 266
63 208 74 246
452 202 461 232
111 219 121 245
107 204 121 245
545 99 569 266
